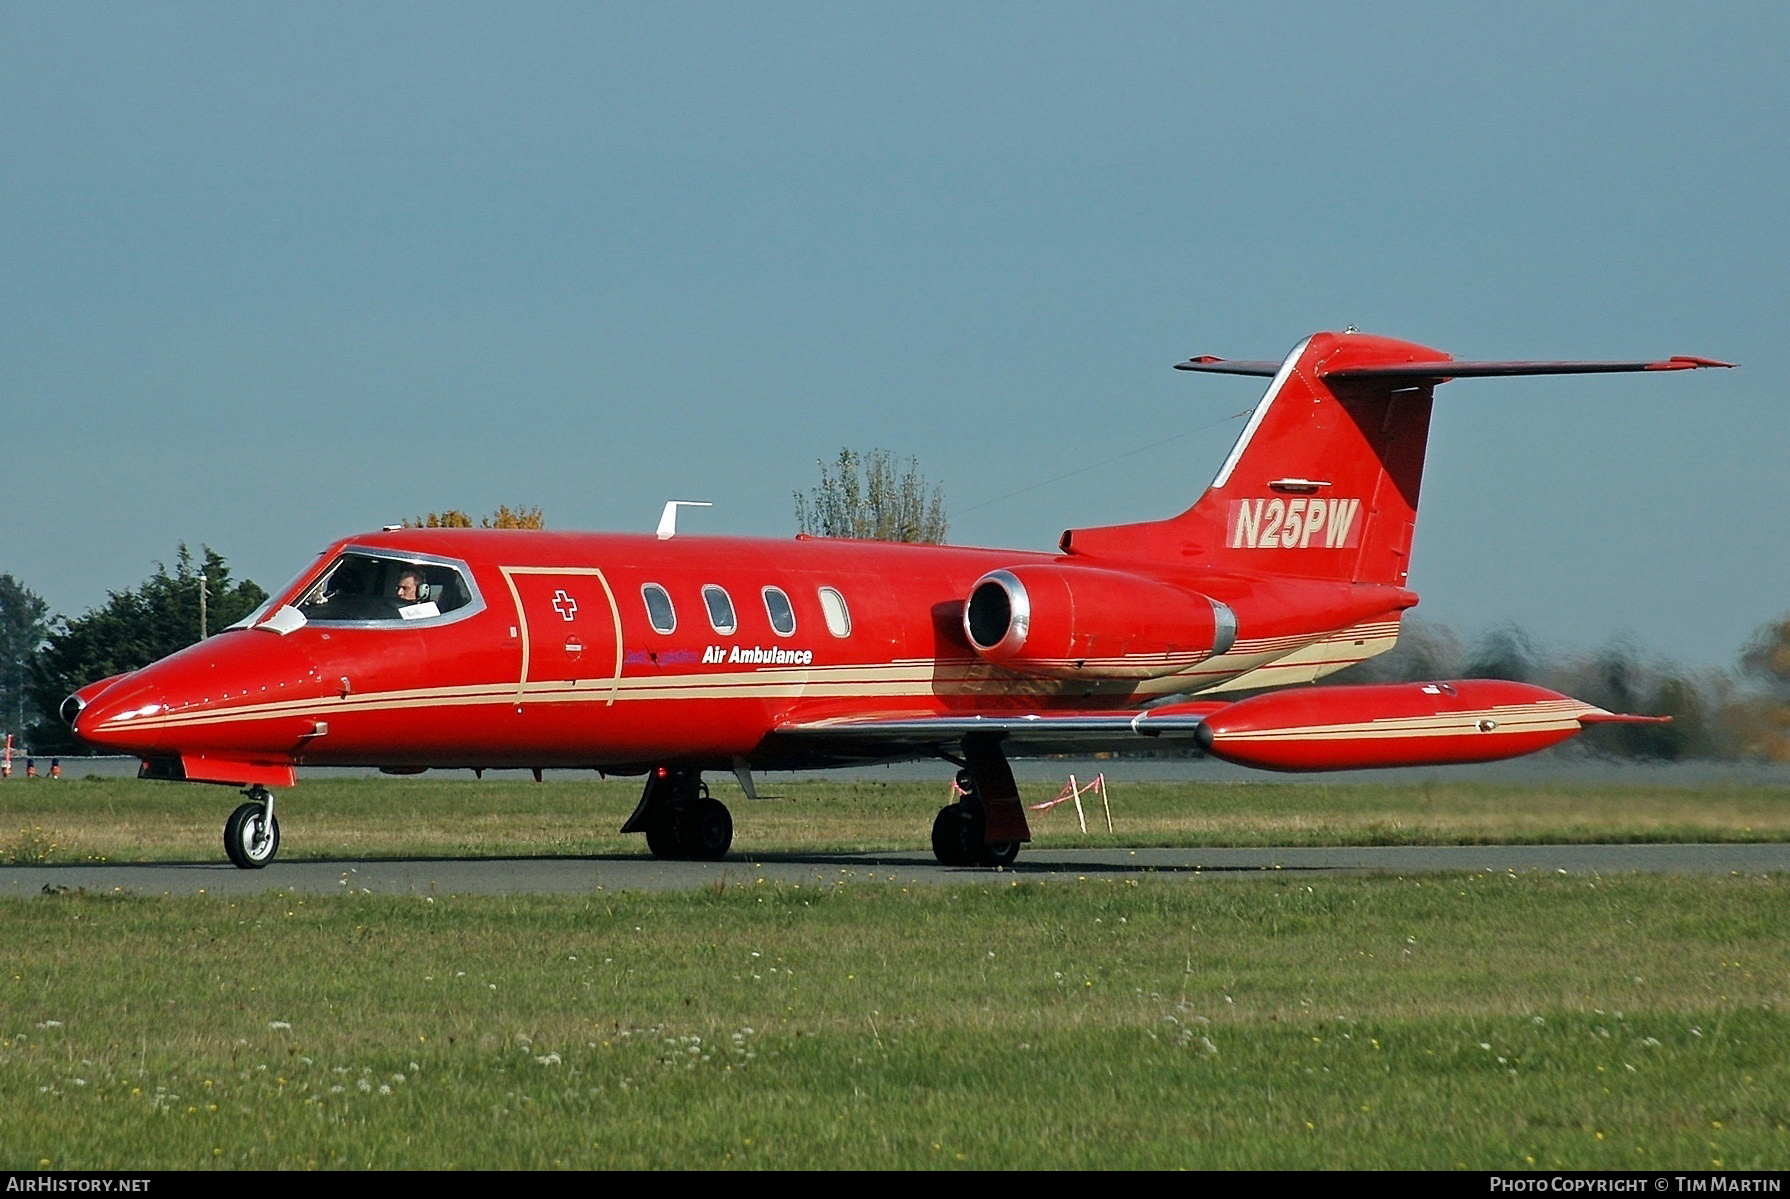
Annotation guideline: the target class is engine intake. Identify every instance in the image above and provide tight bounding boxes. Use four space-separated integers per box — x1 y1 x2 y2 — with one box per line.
963 565 1234 679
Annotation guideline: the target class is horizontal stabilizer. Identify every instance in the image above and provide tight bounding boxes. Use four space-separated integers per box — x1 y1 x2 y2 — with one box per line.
1174 353 1733 381
1173 356 1281 376
1321 356 1733 382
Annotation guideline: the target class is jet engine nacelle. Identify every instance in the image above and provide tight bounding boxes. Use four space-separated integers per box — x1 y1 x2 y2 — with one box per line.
962 564 1236 679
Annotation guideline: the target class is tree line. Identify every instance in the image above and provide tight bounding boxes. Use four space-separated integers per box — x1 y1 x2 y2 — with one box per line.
1344 618 1790 762
4 547 268 756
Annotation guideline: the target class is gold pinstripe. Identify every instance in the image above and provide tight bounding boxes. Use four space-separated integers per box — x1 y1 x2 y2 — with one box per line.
89 620 1410 738
1217 700 1595 743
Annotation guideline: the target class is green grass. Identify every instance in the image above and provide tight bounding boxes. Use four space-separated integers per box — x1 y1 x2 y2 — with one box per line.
6 775 1788 1169
4 774 1790 863
3 874 1787 1169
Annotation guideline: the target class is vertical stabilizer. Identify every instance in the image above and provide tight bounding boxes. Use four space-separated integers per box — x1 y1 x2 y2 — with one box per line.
1064 331 1444 587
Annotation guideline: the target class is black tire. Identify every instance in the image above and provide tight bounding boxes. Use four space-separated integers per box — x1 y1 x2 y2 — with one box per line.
643 818 685 859
223 801 280 870
685 798 733 861
930 803 982 867
980 840 1021 868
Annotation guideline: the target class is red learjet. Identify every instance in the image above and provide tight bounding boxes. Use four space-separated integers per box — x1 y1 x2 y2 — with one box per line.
64 331 1731 868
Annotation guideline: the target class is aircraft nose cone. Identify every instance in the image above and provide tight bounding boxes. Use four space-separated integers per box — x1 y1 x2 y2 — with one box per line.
72 677 171 755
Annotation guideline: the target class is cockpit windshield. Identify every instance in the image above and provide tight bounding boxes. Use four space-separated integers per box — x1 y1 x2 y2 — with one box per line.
293 551 478 624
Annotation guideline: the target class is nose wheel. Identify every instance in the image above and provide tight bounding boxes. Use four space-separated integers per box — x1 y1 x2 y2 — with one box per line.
224 785 281 869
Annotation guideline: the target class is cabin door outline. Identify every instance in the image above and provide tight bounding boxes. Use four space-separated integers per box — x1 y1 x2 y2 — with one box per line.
498 566 625 706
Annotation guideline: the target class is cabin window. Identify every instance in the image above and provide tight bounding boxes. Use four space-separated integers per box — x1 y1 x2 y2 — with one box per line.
762 587 796 636
641 584 676 634
702 584 737 635
818 587 851 638
292 551 477 625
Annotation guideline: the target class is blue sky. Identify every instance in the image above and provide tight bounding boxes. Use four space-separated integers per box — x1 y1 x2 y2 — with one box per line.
3 3 1784 670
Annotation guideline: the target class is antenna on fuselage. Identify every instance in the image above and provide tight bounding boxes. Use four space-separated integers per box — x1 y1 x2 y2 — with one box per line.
656 500 713 540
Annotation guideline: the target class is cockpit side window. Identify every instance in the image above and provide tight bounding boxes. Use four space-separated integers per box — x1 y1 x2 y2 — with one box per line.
294 551 477 624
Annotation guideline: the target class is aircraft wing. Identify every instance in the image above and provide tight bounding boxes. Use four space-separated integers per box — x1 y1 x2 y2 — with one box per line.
769 706 1225 760
770 680 1661 770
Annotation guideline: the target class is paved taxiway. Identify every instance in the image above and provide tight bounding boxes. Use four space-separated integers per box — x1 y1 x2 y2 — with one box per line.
7 843 1789 897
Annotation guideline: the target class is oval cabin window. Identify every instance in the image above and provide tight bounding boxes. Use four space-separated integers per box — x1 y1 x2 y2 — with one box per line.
762 587 796 636
703 585 737 635
817 587 851 638
641 584 676 634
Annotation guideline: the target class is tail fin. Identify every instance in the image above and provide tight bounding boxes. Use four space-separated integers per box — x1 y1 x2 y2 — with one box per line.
1065 330 1442 585
1062 330 1731 585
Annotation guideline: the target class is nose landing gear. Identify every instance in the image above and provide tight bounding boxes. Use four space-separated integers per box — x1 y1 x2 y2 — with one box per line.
224 785 281 869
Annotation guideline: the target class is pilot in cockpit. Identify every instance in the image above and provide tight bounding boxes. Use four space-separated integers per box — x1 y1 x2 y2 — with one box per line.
392 567 441 619
394 568 424 605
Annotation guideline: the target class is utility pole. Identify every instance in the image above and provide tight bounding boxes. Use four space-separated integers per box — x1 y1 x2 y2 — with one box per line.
199 571 209 640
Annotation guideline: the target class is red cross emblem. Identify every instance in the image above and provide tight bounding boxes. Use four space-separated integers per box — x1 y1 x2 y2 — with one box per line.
552 589 578 621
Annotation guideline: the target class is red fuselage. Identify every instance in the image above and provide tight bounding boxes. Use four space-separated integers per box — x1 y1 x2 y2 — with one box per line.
71 527 1413 785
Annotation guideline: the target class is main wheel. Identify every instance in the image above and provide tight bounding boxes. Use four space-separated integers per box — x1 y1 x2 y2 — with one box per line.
643 818 685 860
980 840 1021 868
224 801 281 870
930 803 982 867
685 798 733 861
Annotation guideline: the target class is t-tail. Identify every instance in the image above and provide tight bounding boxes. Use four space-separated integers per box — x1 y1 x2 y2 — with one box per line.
1063 329 1731 589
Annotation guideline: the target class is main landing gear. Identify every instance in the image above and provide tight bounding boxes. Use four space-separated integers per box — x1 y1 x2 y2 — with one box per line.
621 739 1028 869
621 766 734 861
224 784 281 869
931 773 1020 867
930 736 1030 868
